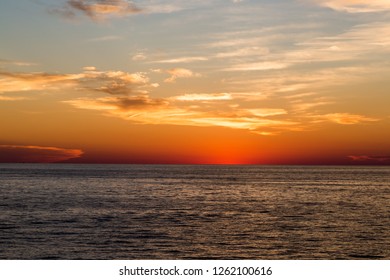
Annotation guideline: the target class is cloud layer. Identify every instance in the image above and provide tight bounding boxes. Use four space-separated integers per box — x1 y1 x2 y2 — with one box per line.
1 63 380 136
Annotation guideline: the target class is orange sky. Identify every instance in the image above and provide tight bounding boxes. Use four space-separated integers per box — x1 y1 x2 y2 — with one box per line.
1 0 390 164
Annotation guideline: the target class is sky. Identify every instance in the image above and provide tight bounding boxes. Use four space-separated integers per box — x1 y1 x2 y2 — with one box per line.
1 0 390 164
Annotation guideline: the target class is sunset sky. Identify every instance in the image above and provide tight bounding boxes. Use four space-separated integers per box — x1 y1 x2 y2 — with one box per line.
1 0 390 164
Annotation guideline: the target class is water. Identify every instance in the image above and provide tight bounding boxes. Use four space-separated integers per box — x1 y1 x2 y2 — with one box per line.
0 164 389 259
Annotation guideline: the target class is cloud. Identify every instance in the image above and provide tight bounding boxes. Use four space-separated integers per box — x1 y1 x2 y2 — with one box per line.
132 52 147 61
290 22 390 67
291 101 332 112
187 117 295 131
65 95 167 111
225 61 290 71
173 93 232 101
87 35 123 42
311 0 390 13
0 145 83 163
82 68 150 95
0 67 150 95
321 113 379 124
82 66 97 71
207 37 263 48
137 2 185 14
155 56 208 63
164 68 200 83
51 0 142 21
50 0 199 21
209 21 390 85
0 95 28 101
215 47 269 58
0 71 80 93
136 1 214 15
64 93 296 134
245 108 287 117
0 59 35 67
348 155 390 162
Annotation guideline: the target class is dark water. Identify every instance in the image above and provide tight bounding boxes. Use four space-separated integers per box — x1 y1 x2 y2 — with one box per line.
0 164 389 259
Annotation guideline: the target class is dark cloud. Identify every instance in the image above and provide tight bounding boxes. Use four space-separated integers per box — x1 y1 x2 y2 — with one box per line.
348 155 390 162
64 94 169 116
115 95 168 109
51 0 142 21
0 145 83 163
81 69 149 95
96 82 134 95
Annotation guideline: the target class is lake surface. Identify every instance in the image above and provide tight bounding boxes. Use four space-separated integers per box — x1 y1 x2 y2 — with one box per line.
0 164 389 259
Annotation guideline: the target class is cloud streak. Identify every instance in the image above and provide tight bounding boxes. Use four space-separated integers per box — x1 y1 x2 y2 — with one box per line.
0 145 83 163
312 0 390 13
348 155 390 162
0 95 28 101
0 71 80 93
0 67 150 95
225 61 289 72
155 57 208 64
0 59 35 67
173 93 232 101
321 113 379 125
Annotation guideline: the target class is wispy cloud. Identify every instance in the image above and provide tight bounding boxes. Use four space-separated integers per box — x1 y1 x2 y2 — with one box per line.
291 22 390 64
0 67 150 95
164 68 201 83
318 113 379 124
0 145 83 163
311 0 390 13
51 0 142 21
138 2 185 14
155 56 208 63
173 93 232 101
0 59 35 67
0 71 80 93
225 61 289 71
215 47 269 58
0 95 29 101
216 22 390 77
291 100 332 112
348 155 390 162
245 108 287 117
132 52 147 61
65 95 167 111
87 35 123 42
